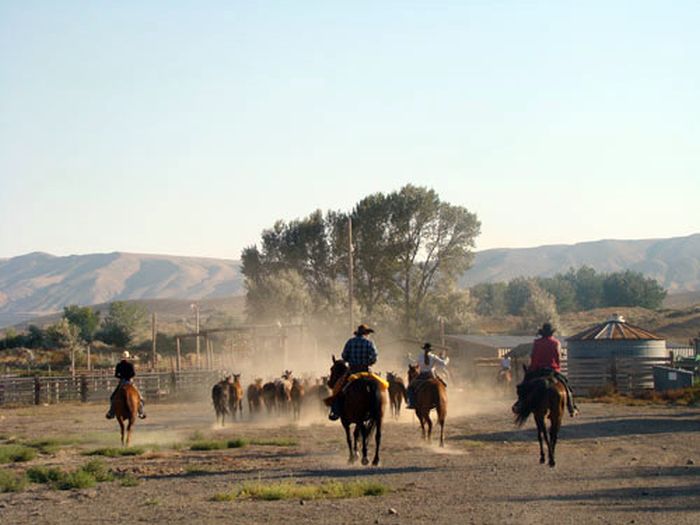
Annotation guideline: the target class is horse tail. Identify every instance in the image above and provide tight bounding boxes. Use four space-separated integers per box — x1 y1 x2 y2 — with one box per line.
514 378 549 427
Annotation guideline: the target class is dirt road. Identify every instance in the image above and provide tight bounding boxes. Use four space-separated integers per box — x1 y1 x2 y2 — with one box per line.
0 395 698 524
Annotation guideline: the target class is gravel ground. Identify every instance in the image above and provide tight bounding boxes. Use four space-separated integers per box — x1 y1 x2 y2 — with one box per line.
0 393 698 525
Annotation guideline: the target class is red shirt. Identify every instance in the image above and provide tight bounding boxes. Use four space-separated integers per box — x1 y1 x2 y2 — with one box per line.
530 336 561 372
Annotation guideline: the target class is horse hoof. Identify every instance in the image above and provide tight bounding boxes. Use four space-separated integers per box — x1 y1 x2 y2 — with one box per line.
372 459 380 467
539 457 545 464
361 457 369 466
549 461 556 468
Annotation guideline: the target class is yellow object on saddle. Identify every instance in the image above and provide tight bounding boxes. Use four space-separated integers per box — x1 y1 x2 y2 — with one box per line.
346 371 389 391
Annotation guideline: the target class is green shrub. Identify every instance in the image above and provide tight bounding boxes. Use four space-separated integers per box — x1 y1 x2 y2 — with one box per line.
81 459 114 482
84 447 145 457
118 473 140 487
212 480 389 501
26 466 64 484
190 440 227 451
55 470 96 490
0 445 37 463
0 469 28 492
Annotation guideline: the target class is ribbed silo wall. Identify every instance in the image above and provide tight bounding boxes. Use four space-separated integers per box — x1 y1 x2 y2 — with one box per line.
567 339 669 395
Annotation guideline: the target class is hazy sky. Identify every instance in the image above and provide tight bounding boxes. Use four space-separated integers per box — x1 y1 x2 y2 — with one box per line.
1 1 698 260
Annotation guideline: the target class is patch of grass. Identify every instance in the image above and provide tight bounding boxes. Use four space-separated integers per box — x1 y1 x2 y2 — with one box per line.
0 445 37 463
248 437 298 447
81 459 114 482
26 465 64 484
55 469 96 490
144 498 160 506
84 447 146 457
118 473 140 487
190 440 227 451
188 430 206 441
23 437 79 454
0 469 28 492
212 480 389 502
226 438 247 448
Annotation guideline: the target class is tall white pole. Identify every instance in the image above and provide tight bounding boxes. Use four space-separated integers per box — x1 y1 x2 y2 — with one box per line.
348 217 354 333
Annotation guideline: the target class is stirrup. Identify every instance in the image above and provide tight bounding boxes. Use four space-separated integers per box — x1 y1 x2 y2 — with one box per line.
328 411 340 421
138 413 147 419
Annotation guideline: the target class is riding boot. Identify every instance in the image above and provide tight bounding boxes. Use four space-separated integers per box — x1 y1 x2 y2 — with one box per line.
566 389 579 417
138 399 147 419
328 396 342 421
406 386 415 409
106 392 116 419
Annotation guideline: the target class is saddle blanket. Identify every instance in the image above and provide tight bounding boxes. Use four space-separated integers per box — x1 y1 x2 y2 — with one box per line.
346 372 389 391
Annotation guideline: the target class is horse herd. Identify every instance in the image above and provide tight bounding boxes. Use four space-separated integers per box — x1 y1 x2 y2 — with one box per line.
211 370 333 426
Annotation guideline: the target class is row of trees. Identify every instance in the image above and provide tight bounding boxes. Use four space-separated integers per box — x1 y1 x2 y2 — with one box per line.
0 302 149 351
241 185 481 336
470 267 667 319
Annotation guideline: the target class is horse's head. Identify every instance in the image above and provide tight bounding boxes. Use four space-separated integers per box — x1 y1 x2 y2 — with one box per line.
282 370 293 380
408 364 419 383
255 378 263 386
328 356 348 389
386 372 395 382
233 373 241 383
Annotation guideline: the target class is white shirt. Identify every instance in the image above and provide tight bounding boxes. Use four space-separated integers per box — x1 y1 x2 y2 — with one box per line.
418 353 449 374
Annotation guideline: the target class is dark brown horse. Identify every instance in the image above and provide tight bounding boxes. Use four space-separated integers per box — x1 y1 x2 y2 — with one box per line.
513 372 566 467
408 364 447 447
262 381 277 414
328 356 386 466
386 372 407 419
228 373 244 420
212 380 230 427
114 383 140 446
291 378 304 420
247 378 263 416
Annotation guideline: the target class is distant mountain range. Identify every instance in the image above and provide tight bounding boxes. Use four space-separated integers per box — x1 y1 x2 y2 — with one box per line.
463 233 700 292
1 233 698 328
0 252 241 327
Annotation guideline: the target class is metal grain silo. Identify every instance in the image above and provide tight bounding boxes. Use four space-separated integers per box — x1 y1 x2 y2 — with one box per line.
567 314 668 395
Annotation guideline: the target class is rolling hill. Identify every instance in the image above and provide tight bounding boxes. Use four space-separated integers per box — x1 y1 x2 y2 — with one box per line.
1 233 698 329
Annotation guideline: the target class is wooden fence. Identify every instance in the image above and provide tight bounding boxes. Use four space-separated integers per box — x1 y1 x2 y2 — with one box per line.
0 370 221 407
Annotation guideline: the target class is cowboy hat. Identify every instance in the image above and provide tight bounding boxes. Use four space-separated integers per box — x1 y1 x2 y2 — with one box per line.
538 323 555 337
354 324 374 336
422 342 432 351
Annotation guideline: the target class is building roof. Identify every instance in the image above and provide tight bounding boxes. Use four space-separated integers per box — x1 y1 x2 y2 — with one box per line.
567 314 664 342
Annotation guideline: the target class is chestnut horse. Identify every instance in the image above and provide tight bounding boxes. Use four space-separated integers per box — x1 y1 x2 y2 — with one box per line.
408 364 447 447
513 372 566 467
114 383 140 446
386 372 407 419
212 380 231 427
247 378 263 416
228 374 244 420
328 356 386 466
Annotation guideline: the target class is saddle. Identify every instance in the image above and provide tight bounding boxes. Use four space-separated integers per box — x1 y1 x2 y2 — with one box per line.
344 371 389 392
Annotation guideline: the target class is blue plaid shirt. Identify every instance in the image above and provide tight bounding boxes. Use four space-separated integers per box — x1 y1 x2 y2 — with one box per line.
341 336 378 367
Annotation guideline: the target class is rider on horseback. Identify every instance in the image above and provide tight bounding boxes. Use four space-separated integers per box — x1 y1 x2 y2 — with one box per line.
105 351 146 420
327 324 378 421
514 323 578 417
406 342 449 409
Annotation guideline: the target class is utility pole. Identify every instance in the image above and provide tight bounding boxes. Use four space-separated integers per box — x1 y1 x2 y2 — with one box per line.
348 216 354 333
191 303 200 369
151 312 157 370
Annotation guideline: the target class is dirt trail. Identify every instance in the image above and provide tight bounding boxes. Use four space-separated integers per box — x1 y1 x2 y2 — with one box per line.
0 396 698 524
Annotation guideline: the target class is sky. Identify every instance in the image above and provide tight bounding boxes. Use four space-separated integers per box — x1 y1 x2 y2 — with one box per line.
1 1 699 260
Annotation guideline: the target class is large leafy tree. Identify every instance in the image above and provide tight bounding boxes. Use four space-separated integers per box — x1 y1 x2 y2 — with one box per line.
63 304 100 343
241 185 481 334
96 301 148 348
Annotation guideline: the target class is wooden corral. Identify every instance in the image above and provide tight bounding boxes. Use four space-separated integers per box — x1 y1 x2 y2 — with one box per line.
0 370 220 407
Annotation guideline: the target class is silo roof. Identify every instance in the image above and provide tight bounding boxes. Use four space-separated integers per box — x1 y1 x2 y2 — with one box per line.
567 315 664 341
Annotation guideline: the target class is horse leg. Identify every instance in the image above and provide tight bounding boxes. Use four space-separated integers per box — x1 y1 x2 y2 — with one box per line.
126 417 134 447
118 417 125 447
548 408 563 468
535 414 547 464
372 419 382 466
426 412 433 444
344 424 356 464
360 423 369 466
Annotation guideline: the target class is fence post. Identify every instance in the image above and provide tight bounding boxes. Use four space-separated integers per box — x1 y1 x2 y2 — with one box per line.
34 376 41 405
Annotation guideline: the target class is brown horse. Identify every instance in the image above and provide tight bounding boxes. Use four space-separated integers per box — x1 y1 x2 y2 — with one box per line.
275 370 293 414
212 380 230 427
262 381 277 414
228 374 244 420
328 356 386 466
408 364 447 447
386 372 407 419
513 373 566 467
247 378 263 416
291 378 305 420
114 383 140 446
306 377 331 415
